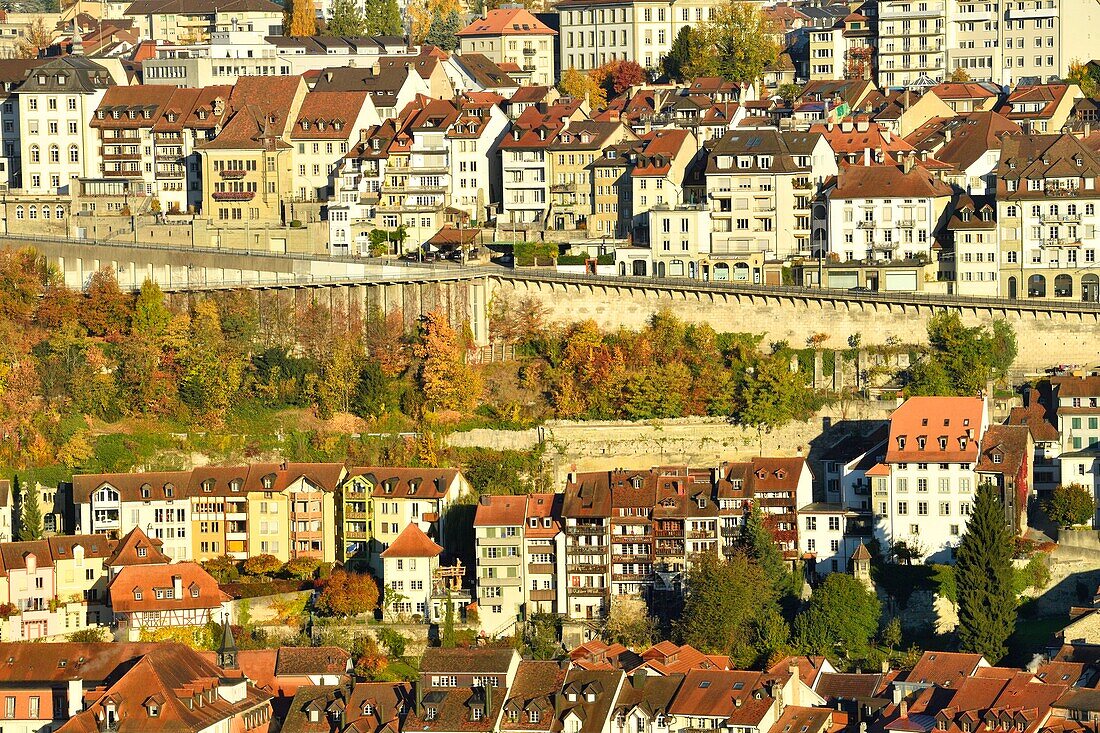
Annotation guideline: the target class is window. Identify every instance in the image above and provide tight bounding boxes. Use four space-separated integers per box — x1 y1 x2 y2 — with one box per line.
806 516 817 530
897 501 908 515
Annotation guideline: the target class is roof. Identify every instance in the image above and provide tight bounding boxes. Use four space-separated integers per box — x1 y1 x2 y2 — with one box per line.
815 672 884 701
503 660 568 730
291 91 368 140
1007 393 1060 443
282 681 410 733
198 75 303 151
829 163 953 199
457 8 557 37
669 669 772 723
906 652 985 686
348 467 461 498
379 523 443 559
0 642 160 683
885 397 986 463
47 534 115 560
474 495 529 527
975 424 1030 476
124 0 282 13
106 526 171 567
276 647 352 676
108 562 228 614
420 647 517 675
997 133 1100 200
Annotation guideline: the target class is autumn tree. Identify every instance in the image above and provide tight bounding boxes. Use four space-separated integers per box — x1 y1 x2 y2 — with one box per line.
601 595 658 647
14 19 51 59
684 1 779 84
950 66 973 82
17 478 43 541
315 570 381 616
602 60 647 95
326 0 366 35
316 332 364 417
180 299 243 421
413 311 481 412
559 67 607 109
242 554 282 577
288 0 317 36
364 309 409 377
1067 60 1100 97
81 267 132 339
118 279 177 413
407 0 461 42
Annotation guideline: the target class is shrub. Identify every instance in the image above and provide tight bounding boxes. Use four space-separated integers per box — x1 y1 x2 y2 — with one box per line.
241 554 282 577
314 570 380 617
1046 483 1095 528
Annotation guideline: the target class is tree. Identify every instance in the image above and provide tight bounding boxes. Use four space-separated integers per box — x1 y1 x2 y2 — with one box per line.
733 351 809 451
1046 483 1095 528
119 279 177 414
602 595 658 647
242 554 282 577
676 550 779 666
81 267 132 338
376 627 408 658
424 10 462 50
956 482 1017 662
413 310 481 412
521 613 563 659
14 19 51 59
906 312 1017 396
18 482 43 542
407 0 462 41
741 504 789 592
326 0 366 35
316 332 364 416
881 616 902 650
315 570 381 617
684 1 779 84
364 0 403 35
1067 60 1100 97
282 557 321 580
950 66 972 82
559 67 607 109
776 82 802 102
180 299 243 421
288 0 317 36
662 25 693 81
794 573 881 658
352 634 389 678
605 60 647 95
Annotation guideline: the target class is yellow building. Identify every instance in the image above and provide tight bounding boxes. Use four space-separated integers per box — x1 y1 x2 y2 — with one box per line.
243 463 343 564
197 75 305 225
48 535 113 631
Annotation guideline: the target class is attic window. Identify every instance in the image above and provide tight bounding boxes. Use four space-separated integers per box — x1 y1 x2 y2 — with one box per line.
309 710 321 723
198 110 207 119
148 704 159 718
897 437 906 450
302 120 311 130
138 547 148 558
542 518 551 528
230 479 241 492
775 470 786 480
959 437 968 450
699 681 711 688
334 121 342 130
607 149 616 159
916 437 926 450
191 586 200 598
96 110 104 119
165 486 174 498
128 110 136 119
992 453 1003 464
140 486 150 499
364 704 374 716
981 208 992 221
426 708 437 721
938 437 947 451
529 518 538 528
57 75 67 85
317 121 325 131
133 590 143 600
630 476 642 489
112 110 120 119
202 480 214 493
166 113 176 122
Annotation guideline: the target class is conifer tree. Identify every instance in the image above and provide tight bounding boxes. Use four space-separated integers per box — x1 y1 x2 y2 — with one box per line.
742 503 788 590
956 481 1017 662
365 0 402 36
18 479 43 541
326 0 366 35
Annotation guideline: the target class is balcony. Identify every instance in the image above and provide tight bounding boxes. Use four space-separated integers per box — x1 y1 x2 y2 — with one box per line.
612 554 652 563
1042 213 1081 224
156 133 184 143
686 530 714 539
879 2 945 18
551 182 576 193
529 563 555 575
568 563 606 573
566 546 607 557
612 572 651 581
102 152 141 161
871 241 899 251
344 489 367 500
565 525 604 536
345 530 370 541
523 47 537 56
857 220 876 229
220 168 247 179
569 587 608 596
345 511 367 521
103 133 140 142
212 190 255 201
1006 4 1057 19
529 589 556 602
103 170 140 177
155 167 185 180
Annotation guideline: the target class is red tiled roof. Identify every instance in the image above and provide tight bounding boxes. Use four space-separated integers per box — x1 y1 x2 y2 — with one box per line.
379 523 442 558
474 495 528 526
457 8 556 37
108 561 228 613
885 398 985 463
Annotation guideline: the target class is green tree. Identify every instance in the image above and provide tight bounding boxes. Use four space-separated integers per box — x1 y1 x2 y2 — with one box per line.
661 25 693 80
741 503 789 592
18 480 42 541
734 352 808 451
881 616 902 650
1045 483 1095 527
794 573 881 658
521 613 562 659
119 279 176 413
676 551 779 666
180 299 243 421
1066 59 1099 97
906 312 1017 396
424 9 462 50
363 0 403 35
684 1 779 84
326 0 366 35
956 482 1017 662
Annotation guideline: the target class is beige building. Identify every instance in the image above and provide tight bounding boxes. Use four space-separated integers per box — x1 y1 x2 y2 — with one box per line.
288 90 376 203
197 75 305 225
548 120 635 233
123 0 284 45
457 8 557 87
473 496 526 637
876 0 947 87
557 0 726 70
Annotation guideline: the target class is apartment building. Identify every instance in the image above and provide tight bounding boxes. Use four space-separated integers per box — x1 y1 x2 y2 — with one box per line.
197 75 306 223
448 95 510 223
548 120 635 232
1049 376 1100 519
997 0 1100 85
16 56 116 194
288 91 376 203
1001 84 1080 134
706 129 836 261
123 0 284 45
343 467 471 573
629 128 697 243
876 0 947 88
500 101 584 228
473 495 526 635
90 85 233 214
556 0 726 70
329 119 397 255
995 133 1100 301
524 493 566 617
945 194 1001 296
457 8 557 87
818 160 953 272
562 473 612 621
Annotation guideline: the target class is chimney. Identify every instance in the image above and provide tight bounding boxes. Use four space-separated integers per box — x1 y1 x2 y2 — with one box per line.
173 575 183 600
67 679 82 718
568 471 577 484
902 154 915 174
788 663 801 706
632 669 646 689
863 147 870 166
479 495 492 506
900 701 909 719
944 128 952 142
484 683 493 714
892 686 902 705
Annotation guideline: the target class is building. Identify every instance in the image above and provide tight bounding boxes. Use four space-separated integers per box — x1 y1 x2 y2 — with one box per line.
108 561 230 638
556 0 726 71
944 194 1000 296
380 523 443 623
457 8 557 88
1049 376 1100 519
523 493 566 617
196 75 306 224
995 132 1100 301
15 56 117 194
406 647 521 733
287 90 377 203
473 495 527 637
500 101 583 228
74 470 194 560
123 0 284 45
875 0 947 88
547 119 634 233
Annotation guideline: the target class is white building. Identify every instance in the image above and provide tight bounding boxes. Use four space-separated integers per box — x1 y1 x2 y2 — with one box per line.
380 523 442 622
457 8 557 88
473 495 526 637
73 472 194 562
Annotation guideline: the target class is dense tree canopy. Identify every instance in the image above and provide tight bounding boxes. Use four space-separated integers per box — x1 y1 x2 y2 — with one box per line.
906 312 1016 396
794 573 881 658
1045 483 1095 528
681 1 779 83
315 570 381 617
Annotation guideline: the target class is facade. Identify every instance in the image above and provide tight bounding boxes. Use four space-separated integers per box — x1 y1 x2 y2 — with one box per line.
124 0 284 45
108 561 231 637
548 120 635 232
473 495 526 637
380 523 443 623
457 9 557 88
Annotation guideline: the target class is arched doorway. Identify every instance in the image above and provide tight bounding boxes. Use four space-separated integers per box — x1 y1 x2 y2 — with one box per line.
689 261 697 279
713 263 730 281
1084 274 1100 302
733 262 750 281
1028 274 1046 298
1055 274 1073 297
670 259 685 277
656 262 666 278
619 262 627 276
1008 276 1017 299
631 260 647 276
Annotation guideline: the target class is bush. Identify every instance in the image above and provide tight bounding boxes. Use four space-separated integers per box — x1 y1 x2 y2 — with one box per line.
289 219 303 228
376 627 408 658
314 570 380 617
68 627 110 642
1045 483 1095 528
203 556 241 583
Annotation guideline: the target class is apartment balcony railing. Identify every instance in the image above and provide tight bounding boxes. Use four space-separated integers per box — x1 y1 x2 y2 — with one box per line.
897 219 916 227
857 220 876 229
568 563 607 573
565 525 604 536
568 586 609 596
220 169 247 179
1041 213 1081 223
212 190 255 201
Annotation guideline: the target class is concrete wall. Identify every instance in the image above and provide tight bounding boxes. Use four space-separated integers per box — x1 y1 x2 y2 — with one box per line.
494 276 1100 371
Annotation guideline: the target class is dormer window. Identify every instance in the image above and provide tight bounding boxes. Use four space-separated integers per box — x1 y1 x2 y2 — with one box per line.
916 437 926 450
230 479 241 492
334 121 342 130
302 120 311 130
530 710 541 724
543 518 552 528
775 470 786 480
138 547 148 558
937 720 946 731
897 437 906 450
364 704 374 716
134 590 143 600
472 707 484 721
198 109 207 119
57 75 66 85
309 709 321 723
631 476 642 490
529 518 538 528
140 485 150 499
938 437 947 451
992 453 1003 464
959 437 968 451
202 479 214 493
165 486 174 498
112 110 120 119
426 708 437 721
317 120 325 131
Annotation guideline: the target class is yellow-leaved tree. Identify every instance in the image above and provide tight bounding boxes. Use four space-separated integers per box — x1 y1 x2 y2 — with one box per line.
412 310 481 412
685 1 779 85
406 0 463 43
288 0 317 37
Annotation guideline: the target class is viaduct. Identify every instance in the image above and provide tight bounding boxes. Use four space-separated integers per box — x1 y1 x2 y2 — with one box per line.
7 235 1100 372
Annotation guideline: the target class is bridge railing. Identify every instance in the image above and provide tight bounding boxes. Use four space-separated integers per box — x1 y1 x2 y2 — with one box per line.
505 267 1100 314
